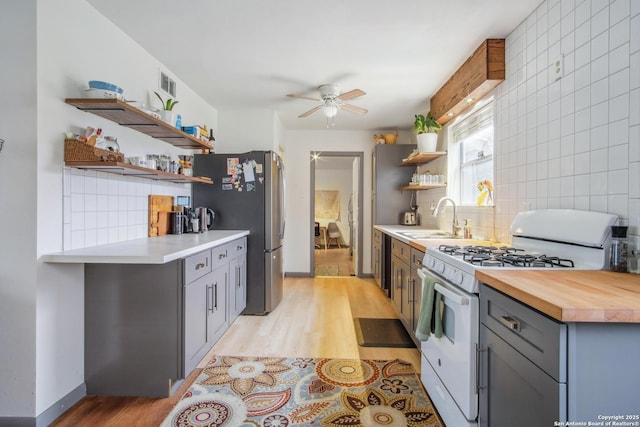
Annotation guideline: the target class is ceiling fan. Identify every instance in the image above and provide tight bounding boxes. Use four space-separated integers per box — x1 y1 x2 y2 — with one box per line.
287 84 368 120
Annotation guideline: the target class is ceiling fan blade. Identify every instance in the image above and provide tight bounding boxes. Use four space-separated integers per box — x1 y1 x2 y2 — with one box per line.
337 89 366 101
340 103 368 115
287 93 321 101
298 105 323 118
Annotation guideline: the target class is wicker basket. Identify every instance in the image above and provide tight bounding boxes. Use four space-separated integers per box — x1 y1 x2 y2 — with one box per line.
64 138 125 162
383 131 398 144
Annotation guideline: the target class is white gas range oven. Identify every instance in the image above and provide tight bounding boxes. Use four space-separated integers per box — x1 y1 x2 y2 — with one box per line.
417 209 619 427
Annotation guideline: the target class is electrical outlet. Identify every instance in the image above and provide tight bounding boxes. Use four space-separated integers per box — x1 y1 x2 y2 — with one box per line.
553 56 563 80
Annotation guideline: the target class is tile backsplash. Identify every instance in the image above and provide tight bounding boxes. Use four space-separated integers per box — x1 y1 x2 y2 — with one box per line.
493 0 639 248
63 167 191 250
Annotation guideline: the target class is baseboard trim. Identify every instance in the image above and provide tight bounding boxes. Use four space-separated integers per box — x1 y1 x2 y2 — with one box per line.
37 382 86 426
284 272 312 278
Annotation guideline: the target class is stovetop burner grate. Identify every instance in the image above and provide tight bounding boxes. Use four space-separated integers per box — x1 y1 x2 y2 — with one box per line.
438 244 576 268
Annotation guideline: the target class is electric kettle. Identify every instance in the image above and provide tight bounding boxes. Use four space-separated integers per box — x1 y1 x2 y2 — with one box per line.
197 207 215 232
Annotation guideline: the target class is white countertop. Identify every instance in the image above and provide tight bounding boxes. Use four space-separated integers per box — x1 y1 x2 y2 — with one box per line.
42 230 250 264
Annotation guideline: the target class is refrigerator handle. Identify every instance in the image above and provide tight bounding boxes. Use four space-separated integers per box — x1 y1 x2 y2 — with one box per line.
278 156 286 239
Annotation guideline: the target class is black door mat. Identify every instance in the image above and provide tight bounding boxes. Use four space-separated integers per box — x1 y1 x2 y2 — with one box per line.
354 318 415 348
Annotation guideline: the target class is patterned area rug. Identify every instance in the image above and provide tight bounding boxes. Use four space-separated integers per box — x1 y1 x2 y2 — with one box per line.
315 264 340 276
162 355 443 427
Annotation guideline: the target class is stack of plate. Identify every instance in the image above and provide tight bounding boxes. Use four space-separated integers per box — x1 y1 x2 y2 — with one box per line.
85 80 124 100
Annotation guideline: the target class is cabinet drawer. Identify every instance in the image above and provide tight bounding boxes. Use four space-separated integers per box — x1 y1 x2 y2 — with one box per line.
410 247 424 270
227 237 247 257
391 238 410 263
211 244 230 269
184 250 212 284
480 284 566 382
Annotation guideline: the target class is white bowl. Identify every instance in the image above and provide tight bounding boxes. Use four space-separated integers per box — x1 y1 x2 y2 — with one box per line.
84 88 123 100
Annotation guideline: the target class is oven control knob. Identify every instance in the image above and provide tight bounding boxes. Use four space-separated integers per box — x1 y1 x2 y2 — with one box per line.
434 261 445 274
453 270 464 285
424 256 435 269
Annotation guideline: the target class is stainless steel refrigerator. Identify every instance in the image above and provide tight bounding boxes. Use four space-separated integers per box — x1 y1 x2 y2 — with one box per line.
193 151 285 315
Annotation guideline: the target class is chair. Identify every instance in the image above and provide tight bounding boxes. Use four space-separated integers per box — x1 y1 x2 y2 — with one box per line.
326 222 342 248
314 222 321 249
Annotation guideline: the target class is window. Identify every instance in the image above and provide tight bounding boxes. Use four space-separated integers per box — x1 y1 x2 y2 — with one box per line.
450 101 495 206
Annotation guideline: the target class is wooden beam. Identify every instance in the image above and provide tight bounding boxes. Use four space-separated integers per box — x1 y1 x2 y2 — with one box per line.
430 39 505 125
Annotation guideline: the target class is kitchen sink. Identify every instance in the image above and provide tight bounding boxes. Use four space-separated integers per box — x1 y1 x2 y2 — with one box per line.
397 230 461 239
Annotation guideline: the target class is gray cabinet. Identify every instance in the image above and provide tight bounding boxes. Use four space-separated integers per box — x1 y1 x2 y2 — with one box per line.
85 237 246 398
390 238 410 324
228 238 247 321
479 283 640 426
479 284 566 427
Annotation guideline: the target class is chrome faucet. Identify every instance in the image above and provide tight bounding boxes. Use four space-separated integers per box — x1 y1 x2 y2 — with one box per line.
432 197 461 236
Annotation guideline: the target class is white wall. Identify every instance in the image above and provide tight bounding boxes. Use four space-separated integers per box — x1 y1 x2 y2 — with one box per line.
283 130 391 274
494 0 640 247
1 0 219 419
217 109 281 153
0 0 38 418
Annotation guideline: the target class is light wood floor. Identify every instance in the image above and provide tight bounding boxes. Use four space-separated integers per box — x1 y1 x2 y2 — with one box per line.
314 247 355 276
51 277 421 426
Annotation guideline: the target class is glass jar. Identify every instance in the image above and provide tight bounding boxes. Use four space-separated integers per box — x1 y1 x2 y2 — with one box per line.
609 226 628 272
629 250 639 274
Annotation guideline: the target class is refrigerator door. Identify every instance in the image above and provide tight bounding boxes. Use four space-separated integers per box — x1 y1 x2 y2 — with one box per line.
264 245 284 313
265 152 285 250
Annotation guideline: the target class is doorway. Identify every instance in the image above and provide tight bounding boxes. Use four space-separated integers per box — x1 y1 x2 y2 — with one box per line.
310 151 364 277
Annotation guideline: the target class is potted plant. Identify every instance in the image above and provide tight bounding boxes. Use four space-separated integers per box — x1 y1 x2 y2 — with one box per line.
414 112 441 152
154 91 179 125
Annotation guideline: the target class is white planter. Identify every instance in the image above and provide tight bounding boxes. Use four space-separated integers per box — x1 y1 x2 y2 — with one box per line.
160 110 176 126
417 133 438 152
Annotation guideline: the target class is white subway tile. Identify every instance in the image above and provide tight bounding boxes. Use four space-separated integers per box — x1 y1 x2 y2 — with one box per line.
591 101 610 128
609 119 630 145
63 224 72 251
608 194 629 217
631 52 640 90
576 130 592 152
63 197 71 224
629 161 640 197
96 212 108 229
631 15 640 53
610 18 630 49
576 1 592 27
71 230 85 250
590 194 608 210
96 228 109 246
610 42 630 74
591 77 609 104
71 194 84 213
591 54 610 82
85 194 97 212
609 93 630 121
630 125 640 161
591 124 609 149
630 88 640 125
562 0 576 18
85 211 97 230
608 169 628 193
591 148 609 172
84 229 97 248
610 0 631 25
609 144 630 169
575 195 590 209
71 212 84 231
575 40 592 67
70 172 84 194
591 6 609 38
576 152 591 175
63 169 71 196
609 68 630 98
575 64 591 89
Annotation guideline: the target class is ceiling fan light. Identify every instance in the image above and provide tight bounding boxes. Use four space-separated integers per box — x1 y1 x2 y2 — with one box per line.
322 101 338 118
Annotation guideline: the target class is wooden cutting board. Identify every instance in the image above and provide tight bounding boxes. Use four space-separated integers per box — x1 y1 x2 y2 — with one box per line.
148 195 174 237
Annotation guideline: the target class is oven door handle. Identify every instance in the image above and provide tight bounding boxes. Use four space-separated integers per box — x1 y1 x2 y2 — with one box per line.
434 283 469 306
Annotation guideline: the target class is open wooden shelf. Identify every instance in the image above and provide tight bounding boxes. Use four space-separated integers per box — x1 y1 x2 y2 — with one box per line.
65 161 213 184
400 151 447 166
65 98 213 150
400 183 447 191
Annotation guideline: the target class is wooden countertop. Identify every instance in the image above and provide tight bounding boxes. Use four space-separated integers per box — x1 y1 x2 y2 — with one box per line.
476 269 640 323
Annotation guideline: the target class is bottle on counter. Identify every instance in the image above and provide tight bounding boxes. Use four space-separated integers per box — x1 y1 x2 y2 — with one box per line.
629 250 639 274
464 219 472 239
609 226 628 272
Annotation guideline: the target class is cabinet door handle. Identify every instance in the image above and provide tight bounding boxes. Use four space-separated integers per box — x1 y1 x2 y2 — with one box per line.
237 245 243 251
206 285 213 313
236 266 241 287
214 283 218 309
476 343 485 392
218 252 227 260
195 262 206 270
500 315 521 331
